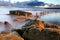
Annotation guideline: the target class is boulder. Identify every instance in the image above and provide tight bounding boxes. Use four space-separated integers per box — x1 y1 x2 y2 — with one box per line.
22 28 60 40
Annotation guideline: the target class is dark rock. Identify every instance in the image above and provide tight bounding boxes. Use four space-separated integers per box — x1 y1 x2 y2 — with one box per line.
45 23 60 29
13 29 24 37
22 19 35 28
9 10 32 16
13 19 60 40
22 28 60 40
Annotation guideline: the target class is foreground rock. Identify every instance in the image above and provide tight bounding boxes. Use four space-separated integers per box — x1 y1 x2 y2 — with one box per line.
13 19 60 40
22 19 60 40
0 31 24 40
22 28 60 40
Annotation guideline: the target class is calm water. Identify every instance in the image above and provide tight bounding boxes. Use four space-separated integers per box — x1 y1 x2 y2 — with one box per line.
39 13 60 25
0 7 60 14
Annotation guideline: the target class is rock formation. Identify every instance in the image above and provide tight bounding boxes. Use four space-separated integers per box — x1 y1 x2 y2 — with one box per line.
13 19 60 40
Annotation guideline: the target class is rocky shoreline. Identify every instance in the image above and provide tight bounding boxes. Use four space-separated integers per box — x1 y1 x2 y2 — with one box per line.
13 19 60 40
0 10 60 40
0 19 60 40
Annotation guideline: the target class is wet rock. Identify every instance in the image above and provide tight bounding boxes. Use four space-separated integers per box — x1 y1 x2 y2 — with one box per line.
13 19 60 40
22 28 60 40
22 19 45 31
9 10 32 16
12 29 24 37
44 23 60 29
23 19 35 27
0 31 24 40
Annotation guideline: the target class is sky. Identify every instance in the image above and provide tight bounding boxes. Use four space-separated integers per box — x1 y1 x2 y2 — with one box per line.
4 0 60 5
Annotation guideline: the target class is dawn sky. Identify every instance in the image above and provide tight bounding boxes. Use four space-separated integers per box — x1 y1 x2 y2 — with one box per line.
4 0 60 4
